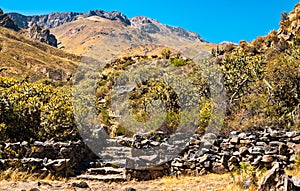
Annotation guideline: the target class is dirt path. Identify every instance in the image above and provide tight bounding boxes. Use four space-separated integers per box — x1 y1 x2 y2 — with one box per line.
0 174 246 191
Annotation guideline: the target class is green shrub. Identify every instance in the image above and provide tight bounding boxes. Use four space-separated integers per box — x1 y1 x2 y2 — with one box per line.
0 77 78 141
170 58 187 67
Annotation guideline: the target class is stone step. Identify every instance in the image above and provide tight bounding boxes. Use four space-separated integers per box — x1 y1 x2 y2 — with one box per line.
101 146 132 152
77 174 126 181
100 151 131 157
87 167 125 175
99 153 128 160
99 146 132 162
105 139 122 147
102 159 127 166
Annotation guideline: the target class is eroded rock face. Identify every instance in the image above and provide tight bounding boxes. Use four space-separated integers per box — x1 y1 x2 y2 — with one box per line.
0 8 20 31
27 24 57 47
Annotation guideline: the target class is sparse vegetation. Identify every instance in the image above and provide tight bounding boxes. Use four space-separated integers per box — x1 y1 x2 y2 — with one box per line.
232 162 267 189
0 2 300 190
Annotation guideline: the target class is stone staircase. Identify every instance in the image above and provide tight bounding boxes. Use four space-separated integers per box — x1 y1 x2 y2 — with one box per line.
76 135 188 181
77 138 130 181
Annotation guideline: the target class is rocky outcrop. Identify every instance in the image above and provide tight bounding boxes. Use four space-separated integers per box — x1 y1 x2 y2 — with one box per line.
247 2 300 54
166 25 205 42
257 162 300 191
130 16 161 34
27 24 57 47
88 10 131 25
277 2 300 41
0 8 19 31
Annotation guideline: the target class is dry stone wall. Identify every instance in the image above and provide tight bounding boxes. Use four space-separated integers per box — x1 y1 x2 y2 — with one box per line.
0 128 299 181
169 128 300 176
0 140 96 177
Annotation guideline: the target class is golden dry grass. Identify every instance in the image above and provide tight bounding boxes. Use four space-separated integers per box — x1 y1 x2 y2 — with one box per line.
286 165 300 177
0 26 81 81
0 169 261 191
0 168 66 182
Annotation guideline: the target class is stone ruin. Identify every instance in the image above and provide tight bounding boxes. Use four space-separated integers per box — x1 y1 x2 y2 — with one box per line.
0 127 299 187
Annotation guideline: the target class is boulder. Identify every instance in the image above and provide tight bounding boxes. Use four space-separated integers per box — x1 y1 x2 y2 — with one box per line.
257 162 300 191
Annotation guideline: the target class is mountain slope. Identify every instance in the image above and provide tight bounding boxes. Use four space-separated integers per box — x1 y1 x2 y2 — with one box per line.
50 15 211 61
0 26 81 81
7 10 211 61
130 16 204 42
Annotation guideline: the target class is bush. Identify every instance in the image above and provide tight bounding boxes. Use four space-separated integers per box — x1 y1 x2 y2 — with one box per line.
161 48 171 59
219 30 300 131
170 58 187 67
0 77 78 141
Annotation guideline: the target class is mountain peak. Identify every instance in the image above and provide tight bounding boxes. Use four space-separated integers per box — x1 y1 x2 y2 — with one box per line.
88 10 131 25
130 16 205 42
130 16 156 25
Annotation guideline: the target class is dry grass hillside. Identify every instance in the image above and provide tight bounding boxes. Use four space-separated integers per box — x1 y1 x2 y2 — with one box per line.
0 26 81 81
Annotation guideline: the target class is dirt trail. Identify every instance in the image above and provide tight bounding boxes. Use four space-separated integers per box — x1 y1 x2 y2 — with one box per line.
0 175 235 191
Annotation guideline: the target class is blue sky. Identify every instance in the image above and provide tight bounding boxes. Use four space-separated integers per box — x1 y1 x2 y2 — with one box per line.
1 0 299 43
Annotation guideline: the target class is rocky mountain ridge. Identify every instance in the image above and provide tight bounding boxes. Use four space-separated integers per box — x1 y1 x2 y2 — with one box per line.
7 10 205 43
130 16 204 42
7 10 131 29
